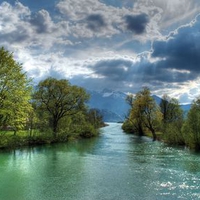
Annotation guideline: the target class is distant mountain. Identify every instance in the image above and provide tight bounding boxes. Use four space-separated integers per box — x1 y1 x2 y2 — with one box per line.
152 95 191 115
181 104 191 114
87 89 130 122
152 95 162 105
99 109 124 122
87 89 191 122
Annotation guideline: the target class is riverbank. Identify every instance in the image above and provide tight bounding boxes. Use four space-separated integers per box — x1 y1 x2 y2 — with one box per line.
0 128 103 150
1 123 199 200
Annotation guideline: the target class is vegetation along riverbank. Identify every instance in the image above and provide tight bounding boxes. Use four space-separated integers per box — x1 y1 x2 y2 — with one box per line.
0 47 105 150
122 87 200 151
1 46 200 152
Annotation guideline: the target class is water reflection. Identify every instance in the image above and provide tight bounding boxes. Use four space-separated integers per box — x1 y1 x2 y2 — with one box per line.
0 123 200 200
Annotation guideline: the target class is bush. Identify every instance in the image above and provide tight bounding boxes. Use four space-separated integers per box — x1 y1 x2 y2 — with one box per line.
122 120 135 133
79 124 98 138
182 122 200 151
163 123 185 145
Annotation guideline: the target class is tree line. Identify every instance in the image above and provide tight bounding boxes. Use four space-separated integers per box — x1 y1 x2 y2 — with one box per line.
122 87 200 151
0 47 104 149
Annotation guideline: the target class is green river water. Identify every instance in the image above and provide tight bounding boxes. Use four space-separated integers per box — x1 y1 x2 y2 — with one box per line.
0 123 200 200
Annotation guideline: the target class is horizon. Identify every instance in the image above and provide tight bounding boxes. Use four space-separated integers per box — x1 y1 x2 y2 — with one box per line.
86 87 193 106
1 0 200 104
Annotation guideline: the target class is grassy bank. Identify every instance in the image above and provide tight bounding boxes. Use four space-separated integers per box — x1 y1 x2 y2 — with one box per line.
0 128 100 150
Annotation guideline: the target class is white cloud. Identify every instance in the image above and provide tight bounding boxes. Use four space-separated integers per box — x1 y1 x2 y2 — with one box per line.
0 1 73 50
151 0 200 30
56 0 165 41
0 0 200 103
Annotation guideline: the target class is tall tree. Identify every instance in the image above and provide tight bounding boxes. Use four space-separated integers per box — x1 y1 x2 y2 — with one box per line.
160 94 183 124
0 47 32 133
87 108 104 129
182 98 200 150
33 77 89 137
128 94 145 136
160 94 184 144
126 87 162 140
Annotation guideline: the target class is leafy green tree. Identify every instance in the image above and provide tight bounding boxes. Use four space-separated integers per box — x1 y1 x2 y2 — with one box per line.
122 93 145 135
182 98 200 150
33 77 89 137
0 47 32 134
26 102 41 137
124 87 162 140
87 108 104 129
137 88 162 140
160 95 184 144
160 94 183 124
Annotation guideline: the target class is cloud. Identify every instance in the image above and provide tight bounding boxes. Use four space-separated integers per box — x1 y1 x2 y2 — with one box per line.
152 0 200 29
0 1 75 50
78 14 200 98
1 0 200 104
89 58 134 81
152 14 200 76
0 0 164 49
124 14 149 34
86 14 106 32
55 0 161 40
29 9 53 33
56 0 123 38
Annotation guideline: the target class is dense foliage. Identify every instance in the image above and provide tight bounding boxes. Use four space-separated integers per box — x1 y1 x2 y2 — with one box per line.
33 77 90 137
0 47 104 149
182 98 200 150
0 47 32 133
160 95 184 145
122 87 162 141
123 88 200 151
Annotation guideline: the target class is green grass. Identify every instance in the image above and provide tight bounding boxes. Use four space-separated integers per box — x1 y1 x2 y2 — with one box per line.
0 126 100 150
0 129 53 149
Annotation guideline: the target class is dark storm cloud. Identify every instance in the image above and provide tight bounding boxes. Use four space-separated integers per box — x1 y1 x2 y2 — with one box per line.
89 59 133 81
88 57 160 83
152 15 200 74
86 14 106 31
86 46 198 92
70 75 121 91
124 14 149 34
87 14 200 87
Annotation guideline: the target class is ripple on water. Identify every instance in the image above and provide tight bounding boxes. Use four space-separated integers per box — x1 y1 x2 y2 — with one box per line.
0 123 200 200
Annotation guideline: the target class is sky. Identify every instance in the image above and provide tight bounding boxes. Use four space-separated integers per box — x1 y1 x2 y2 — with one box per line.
0 0 200 104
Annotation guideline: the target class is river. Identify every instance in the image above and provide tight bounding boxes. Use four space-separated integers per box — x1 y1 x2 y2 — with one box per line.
0 123 200 200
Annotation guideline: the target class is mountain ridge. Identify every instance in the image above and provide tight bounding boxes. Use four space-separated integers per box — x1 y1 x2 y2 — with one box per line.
87 89 191 122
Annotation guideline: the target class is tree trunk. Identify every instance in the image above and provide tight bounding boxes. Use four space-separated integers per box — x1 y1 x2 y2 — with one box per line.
13 129 17 136
138 124 145 136
151 128 157 141
29 121 33 137
53 118 58 137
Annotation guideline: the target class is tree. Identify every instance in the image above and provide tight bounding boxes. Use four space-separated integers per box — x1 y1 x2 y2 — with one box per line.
87 108 104 129
182 98 200 150
124 87 162 141
0 47 32 133
160 94 183 124
122 93 145 135
33 77 89 137
160 95 184 144
138 88 162 141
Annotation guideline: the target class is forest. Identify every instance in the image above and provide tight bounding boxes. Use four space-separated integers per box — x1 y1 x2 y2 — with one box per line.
0 47 104 149
122 87 200 151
